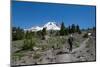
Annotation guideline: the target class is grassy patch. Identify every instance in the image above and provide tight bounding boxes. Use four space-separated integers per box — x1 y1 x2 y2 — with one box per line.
12 52 24 61
21 38 36 50
33 52 42 59
74 42 80 48
46 36 66 49
33 54 41 59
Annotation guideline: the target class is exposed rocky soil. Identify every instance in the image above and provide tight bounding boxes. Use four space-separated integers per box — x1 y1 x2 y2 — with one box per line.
11 33 96 66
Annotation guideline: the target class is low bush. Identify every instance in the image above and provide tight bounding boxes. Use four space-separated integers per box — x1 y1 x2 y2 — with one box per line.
83 33 88 38
75 43 80 48
12 53 24 61
22 38 36 50
33 53 41 59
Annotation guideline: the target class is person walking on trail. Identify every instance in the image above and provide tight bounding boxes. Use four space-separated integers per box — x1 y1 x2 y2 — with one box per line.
68 34 74 52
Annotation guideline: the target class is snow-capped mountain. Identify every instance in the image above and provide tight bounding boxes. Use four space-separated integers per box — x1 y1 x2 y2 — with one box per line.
24 22 60 31
43 22 60 30
24 26 42 31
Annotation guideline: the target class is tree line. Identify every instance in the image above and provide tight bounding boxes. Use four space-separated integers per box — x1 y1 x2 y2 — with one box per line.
59 22 81 36
12 27 24 41
12 27 47 41
12 22 81 41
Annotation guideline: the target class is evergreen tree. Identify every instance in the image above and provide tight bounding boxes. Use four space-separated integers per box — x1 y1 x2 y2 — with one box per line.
71 24 76 33
76 25 79 32
36 30 42 38
65 27 68 35
59 22 66 36
41 27 47 40
25 31 29 39
76 25 81 34
25 31 35 39
12 27 24 41
42 27 46 35
93 27 96 31
50 30 53 35
68 26 71 34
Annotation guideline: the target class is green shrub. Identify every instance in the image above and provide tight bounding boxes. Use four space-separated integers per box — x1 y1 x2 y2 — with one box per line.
12 53 24 61
12 27 24 41
75 43 80 48
33 53 41 59
25 31 35 39
22 39 36 50
83 33 88 38
59 22 66 36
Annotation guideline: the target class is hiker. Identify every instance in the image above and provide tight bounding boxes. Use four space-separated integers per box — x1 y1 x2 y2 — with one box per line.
68 34 74 52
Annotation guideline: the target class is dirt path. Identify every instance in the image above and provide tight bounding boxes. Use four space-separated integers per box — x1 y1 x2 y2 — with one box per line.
72 38 89 52
55 38 89 63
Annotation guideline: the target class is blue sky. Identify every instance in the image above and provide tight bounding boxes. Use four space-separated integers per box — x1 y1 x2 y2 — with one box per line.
12 1 96 29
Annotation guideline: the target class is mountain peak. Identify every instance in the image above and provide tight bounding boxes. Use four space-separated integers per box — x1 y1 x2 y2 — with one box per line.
43 22 56 27
43 22 60 30
24 22 60 31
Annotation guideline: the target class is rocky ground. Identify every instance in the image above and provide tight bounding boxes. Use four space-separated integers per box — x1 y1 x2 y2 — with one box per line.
11 33 96 66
